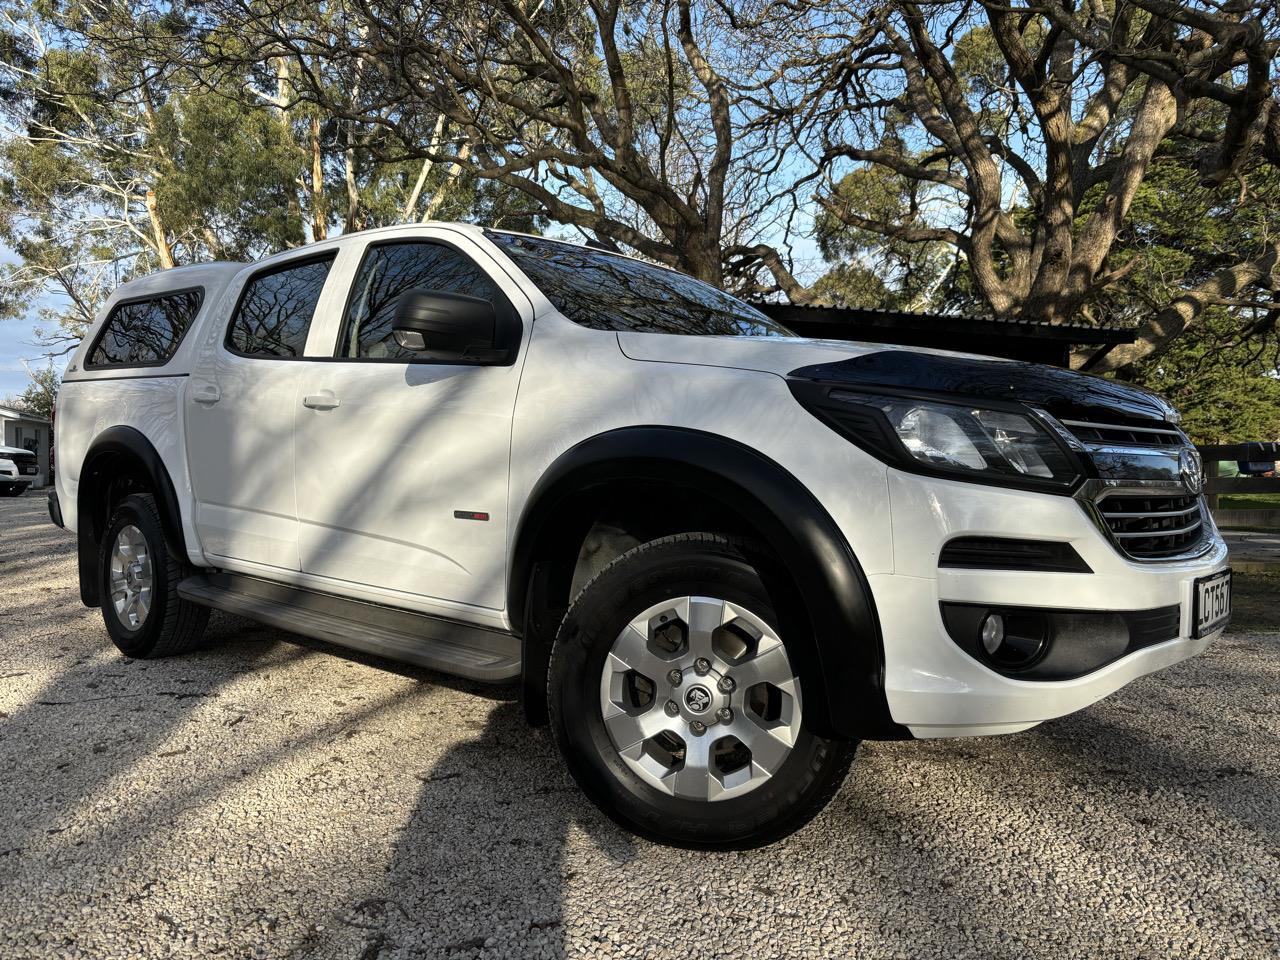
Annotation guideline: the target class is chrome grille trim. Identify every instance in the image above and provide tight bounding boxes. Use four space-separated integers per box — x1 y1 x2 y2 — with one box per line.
1102 503 1201 520
1092 489 1209 560
1112 518 1203 539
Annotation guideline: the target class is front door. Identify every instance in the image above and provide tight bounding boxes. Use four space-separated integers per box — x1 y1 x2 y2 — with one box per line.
292 234 530 611
186 254 339 570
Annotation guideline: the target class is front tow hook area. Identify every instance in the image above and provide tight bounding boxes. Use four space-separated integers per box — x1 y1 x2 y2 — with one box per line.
47 488 64 528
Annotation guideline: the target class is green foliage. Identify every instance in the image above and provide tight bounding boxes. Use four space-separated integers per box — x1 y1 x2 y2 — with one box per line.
807 262 890 309
1086 155 1280 330
1220 494 1280 510
1133 311 1280 444
810 167 955 310
0 0 538 358
151 89 307 259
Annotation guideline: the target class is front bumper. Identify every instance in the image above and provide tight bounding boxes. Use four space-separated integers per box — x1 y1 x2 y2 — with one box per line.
873 470 1229 738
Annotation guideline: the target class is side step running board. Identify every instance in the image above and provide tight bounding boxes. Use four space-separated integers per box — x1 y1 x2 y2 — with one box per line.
177 572 521 683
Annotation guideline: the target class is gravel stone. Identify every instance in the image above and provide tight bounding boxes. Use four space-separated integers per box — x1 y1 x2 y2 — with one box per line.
0 493 1276 958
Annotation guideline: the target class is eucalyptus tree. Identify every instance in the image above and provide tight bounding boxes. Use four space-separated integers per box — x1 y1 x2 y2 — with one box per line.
0 0 525 355
186 0 814 297
787 0 1280 370
0 1 308 350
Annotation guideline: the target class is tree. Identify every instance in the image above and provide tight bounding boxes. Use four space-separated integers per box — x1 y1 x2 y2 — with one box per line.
1135 311 1280 443
184 0 812 297
0 2 307 351
4 361 59 421
789 1 1279 370
810 167 959 310
0 1 534 357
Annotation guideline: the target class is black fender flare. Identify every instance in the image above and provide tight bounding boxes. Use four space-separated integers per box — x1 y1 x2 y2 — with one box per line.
508 426 909 741
76 426 187 608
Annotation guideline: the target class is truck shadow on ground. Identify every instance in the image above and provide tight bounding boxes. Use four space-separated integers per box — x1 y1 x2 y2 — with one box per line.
264 637 636 960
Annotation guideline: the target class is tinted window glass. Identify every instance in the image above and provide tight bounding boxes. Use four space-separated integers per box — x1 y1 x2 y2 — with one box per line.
229 257 334 357
340 242 504 359
87 290 204 367
487 232 794 338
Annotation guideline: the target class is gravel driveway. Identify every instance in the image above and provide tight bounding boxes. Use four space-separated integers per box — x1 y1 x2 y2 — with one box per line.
2 494 1277 959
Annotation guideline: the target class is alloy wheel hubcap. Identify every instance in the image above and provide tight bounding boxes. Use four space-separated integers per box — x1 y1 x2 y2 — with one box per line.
599 596 802 802
109 525 153 630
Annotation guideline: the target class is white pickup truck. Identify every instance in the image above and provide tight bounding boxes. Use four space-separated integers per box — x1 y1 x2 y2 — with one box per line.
50 223 1230 846
0 445 39 496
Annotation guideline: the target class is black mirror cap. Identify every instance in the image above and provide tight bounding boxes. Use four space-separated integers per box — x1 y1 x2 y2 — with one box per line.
392 288 518 363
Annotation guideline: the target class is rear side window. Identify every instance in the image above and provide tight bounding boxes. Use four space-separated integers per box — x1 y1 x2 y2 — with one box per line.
228 256 334 358
339 241 504 359
87 289 204 368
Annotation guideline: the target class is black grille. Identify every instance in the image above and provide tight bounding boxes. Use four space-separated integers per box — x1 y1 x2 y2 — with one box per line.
5 451 37 476
1126 605 1183 649
940 537 1092 573
1097 493 1205 559
1061 418 1183 447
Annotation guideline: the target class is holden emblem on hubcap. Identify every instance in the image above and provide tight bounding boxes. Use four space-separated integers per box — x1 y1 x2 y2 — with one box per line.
684 685 712 714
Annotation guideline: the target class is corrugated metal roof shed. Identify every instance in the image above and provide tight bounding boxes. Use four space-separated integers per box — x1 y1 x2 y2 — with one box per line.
754 303 1137 367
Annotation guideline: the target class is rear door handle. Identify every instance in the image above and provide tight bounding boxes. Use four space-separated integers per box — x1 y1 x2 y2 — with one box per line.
302 391 340 410
192 384 221 405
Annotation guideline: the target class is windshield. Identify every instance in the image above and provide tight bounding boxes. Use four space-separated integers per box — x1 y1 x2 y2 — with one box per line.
486 231 796 338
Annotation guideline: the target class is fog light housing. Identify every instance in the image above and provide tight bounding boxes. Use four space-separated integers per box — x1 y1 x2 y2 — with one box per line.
967 610 1049 669
994 614 1049 667
942 603 1180 680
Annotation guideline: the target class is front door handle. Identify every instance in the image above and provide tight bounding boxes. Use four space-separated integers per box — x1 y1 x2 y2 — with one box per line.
192 384 221 405
302 391 340 410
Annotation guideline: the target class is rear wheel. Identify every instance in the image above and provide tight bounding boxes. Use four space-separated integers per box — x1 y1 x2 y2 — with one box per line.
549 533 856 848
99 493 209 658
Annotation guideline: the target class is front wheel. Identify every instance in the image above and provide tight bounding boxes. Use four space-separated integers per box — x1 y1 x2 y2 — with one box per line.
548 533 856 848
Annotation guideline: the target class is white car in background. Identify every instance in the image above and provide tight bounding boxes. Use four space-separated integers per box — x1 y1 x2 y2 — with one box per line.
0 445 38 497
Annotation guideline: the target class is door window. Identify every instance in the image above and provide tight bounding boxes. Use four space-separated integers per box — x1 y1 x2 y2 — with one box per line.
339 241 504 359
87 289 204 368
228 255 335 358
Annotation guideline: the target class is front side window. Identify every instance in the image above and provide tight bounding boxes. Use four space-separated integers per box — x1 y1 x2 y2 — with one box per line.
228 256 334 358
87 289 204 367
486 231 795 338
339 241 504 359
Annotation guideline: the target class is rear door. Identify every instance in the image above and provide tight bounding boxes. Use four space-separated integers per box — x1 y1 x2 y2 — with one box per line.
292 230 531 612
186 253 340 570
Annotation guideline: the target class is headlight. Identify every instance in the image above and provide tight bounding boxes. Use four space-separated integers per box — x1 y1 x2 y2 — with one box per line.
802 388 1083 491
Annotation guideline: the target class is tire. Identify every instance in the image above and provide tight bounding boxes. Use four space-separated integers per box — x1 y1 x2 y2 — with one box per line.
548 533 856 848
99 493 209 658
2 485 24 497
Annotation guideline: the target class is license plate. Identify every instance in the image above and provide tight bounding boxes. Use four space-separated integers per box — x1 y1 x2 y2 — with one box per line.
1193 570 1231 638
22 466 36 475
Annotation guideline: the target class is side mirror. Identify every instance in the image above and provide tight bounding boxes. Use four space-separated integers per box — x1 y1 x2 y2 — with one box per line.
392 289 510 362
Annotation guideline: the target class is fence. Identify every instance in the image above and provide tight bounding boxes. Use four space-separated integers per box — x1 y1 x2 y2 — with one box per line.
1197 441 1280 531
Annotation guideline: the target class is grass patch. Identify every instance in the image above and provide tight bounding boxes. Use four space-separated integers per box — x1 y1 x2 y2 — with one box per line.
1219 493 1280 511
1227 572 1280 634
